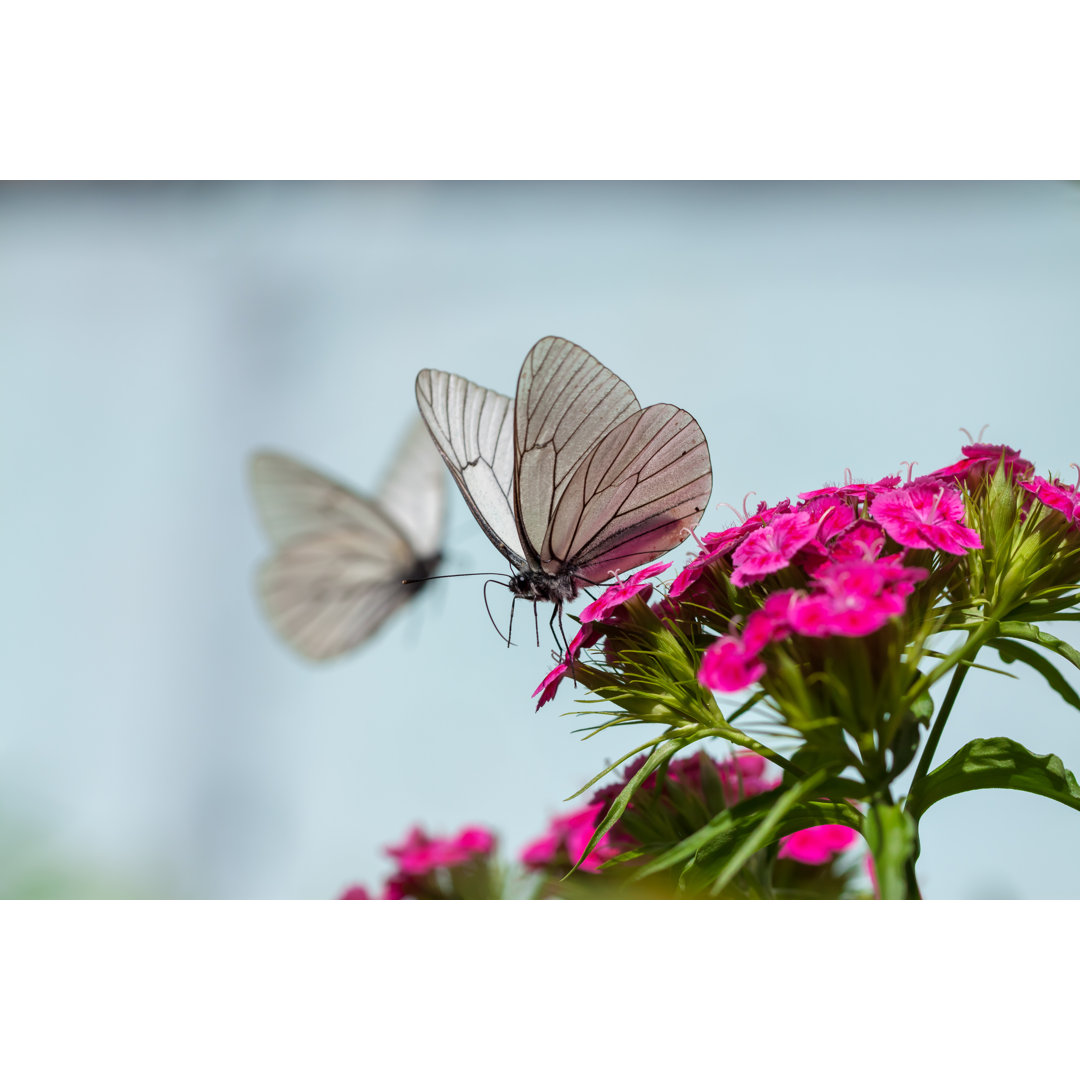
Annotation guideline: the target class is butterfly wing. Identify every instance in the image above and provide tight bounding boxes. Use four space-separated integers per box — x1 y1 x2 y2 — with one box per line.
543 402 713 581
415 368 526 568
376 416 447 561
512 337 641 564
249 451 431 660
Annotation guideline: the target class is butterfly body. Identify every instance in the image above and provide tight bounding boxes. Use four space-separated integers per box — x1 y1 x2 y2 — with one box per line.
508 567 581 605
416 336 712 626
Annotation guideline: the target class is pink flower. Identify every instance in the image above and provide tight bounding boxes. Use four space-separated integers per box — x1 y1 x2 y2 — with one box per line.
668 548 724 601
386 825 494 875
698 636 767 693
870 484 983 555
827 519 886 562
532 623 604 710
778 824 860 865
801 496 857 542
787 557 927 638
923 443 1033 486
533 662 569 710
1020 476 1080 526
730 512 820 587
579 562 672 624
339 885 371 900
521 804 619 873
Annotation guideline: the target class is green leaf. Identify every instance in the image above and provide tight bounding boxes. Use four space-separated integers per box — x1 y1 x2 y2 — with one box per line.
568 738 686 875
990 639 1080 713
864 804 916 900
707 769 828 896
996 622 1080 674
906 736 1080 821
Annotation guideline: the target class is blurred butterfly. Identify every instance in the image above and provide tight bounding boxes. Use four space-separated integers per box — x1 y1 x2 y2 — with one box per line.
249 417 446 660
415 335 712 631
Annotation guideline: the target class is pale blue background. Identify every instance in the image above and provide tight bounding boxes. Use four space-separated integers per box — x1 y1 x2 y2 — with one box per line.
1 182 1078 898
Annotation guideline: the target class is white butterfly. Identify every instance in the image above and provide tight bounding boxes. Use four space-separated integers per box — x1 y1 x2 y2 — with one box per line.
415 336 712 620
249 417 446 660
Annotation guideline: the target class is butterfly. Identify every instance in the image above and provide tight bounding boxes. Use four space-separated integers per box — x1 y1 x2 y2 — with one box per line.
415 335 712 630
249 417 446 660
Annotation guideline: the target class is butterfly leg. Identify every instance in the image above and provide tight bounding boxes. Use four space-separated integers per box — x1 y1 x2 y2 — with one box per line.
483 578 514 646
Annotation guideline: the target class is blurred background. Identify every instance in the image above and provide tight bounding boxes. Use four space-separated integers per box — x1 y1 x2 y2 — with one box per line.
1 181 1078 898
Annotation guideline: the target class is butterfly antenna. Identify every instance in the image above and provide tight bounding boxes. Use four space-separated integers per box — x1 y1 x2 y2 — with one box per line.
482 578 514 646
533 601 540 648
403 570 511 585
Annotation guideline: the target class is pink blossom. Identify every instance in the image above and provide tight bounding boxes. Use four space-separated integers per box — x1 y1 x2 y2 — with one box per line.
698 636 767 693
827 519 886 562
532 662 569 710
778 824 860 865
870 484 983 555
801 496 857 542
742 609 785 652
579 562 671 625
532 623 604 710
789 498 859 575
923 443 1033 486
521 804 618 873
788 557 927 638
668 548 724 601
1019 476 1080 526
339 885 371 900
386 825 494 875
669 506 797 602
730 512 820 587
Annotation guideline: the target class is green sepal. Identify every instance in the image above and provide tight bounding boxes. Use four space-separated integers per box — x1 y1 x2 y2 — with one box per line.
990 639 1080 713
864 803 916 900
905 736 1080 821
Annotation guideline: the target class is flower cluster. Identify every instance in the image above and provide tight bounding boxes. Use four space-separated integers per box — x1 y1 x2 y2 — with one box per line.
344 441 1080 902
535 443 1080 715
340 824 497 900
518 441 1080 899
521 751 861 898
341 752 862 901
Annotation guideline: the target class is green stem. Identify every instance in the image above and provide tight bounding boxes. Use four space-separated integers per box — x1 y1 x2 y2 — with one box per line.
903 650 972 884
697 727 805 778
908 655 971 801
